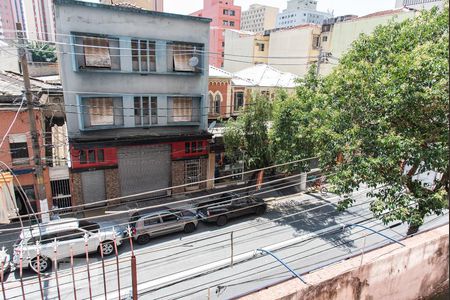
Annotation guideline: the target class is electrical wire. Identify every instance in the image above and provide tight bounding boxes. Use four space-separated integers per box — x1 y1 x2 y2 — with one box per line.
0 166 326 240
0 33 328 61
4 187 379 296
3 156 319 221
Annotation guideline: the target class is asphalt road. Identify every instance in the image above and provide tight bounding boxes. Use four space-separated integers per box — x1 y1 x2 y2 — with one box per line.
0 189 448 300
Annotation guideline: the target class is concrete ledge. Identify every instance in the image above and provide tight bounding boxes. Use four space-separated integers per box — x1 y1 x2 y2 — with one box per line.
238 224 449 300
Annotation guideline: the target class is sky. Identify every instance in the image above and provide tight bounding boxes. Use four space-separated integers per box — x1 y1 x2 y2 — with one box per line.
85 1 398 18
164 0 397 17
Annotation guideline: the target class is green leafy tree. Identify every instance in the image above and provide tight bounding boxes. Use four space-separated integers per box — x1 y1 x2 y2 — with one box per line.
320 6 449 232
223 93 273 171
271 66 326 173
28 42 57 63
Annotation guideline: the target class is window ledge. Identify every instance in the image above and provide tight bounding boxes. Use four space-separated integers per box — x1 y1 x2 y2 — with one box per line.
75 69 204 76
166 122 201 126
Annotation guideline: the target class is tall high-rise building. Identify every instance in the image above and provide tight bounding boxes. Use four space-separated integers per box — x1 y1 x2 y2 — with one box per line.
0 0 26 40
276 0 332 29
241 4 279 33
191 0 241 68
100 0 164 11
395 0 443 10
23 0 56 42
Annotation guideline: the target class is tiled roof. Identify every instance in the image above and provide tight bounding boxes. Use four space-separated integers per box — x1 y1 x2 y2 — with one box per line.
0 71 61 98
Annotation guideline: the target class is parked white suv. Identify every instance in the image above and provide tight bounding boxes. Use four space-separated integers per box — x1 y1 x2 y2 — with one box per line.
12 218 125 273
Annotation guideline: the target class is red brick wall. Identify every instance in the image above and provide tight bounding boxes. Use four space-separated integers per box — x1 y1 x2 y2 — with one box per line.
209 79 231 118
0 109 52 210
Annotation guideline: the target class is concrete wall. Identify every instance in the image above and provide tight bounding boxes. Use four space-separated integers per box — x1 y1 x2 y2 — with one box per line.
329 10 415 59
239 225 449 300
224 30 255 72
268 25 320 76
317 10 416 76
0 43 20 72
54 1 210 137
395 0 444 10
28 62 59 77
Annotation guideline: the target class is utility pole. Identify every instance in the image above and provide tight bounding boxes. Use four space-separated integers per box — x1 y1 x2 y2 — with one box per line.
16 23 48 223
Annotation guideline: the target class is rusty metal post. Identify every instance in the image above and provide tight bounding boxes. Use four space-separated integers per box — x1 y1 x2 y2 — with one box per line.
36 241 44 300
127 226 138 300
70 247 77 300
99 241 107 300
84 234 93 300
113 233 121 300
131 255 138 300
1 255 6 300
53 239 61 300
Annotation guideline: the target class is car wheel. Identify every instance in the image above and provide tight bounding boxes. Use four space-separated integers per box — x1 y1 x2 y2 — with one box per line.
184 223 196 233
255 206 265 216
30 256 51 273
99 241 115 256
216 215 227 226
136 234 151 245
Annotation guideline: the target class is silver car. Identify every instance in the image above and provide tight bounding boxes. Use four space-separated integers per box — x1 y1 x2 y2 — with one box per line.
129 207 198 245
12 218 125 273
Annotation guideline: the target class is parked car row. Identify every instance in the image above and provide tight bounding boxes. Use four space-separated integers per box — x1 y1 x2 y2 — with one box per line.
10 193 267 273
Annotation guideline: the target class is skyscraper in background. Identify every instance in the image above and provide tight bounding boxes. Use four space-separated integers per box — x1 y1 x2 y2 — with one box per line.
241 4 279 33
276 0 332 29
22 0 56 42
191 0 241 68
100 0 164 11
0 0 26 40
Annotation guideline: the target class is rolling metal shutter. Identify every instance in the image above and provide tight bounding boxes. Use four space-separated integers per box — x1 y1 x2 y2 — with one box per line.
81 170 106 204
118 145 171 197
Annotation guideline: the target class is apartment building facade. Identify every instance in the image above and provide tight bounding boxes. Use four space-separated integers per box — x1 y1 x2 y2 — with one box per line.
191 0 241 68
55 0 212 206
223 29 269 72
0 0 25 40
224 24 321 76
22 0 56 42
100 0 164 11
276 0 332 29
240 4 279 33
318 8 416 75
0 71 67 217
395 0 444 10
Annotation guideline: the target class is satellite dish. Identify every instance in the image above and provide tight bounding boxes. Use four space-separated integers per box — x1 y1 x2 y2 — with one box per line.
189 56 199 67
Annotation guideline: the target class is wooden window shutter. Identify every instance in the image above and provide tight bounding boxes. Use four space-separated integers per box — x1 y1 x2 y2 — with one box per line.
84 37 112 68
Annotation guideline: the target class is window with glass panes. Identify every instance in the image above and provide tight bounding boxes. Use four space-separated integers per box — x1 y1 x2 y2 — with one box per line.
131 39 156 72
134 96 158 126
